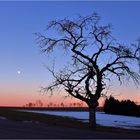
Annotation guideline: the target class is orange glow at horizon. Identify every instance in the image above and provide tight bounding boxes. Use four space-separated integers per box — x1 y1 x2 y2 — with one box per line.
0 91 139 107
0 83 139 107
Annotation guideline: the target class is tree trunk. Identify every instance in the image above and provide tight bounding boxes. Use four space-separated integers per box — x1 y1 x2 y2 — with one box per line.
89 107 96 129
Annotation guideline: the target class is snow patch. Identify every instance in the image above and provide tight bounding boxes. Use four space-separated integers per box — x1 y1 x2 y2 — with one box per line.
18 110 140 130
0 116 7 120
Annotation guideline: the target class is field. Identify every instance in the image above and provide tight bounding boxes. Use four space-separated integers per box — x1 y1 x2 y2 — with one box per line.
0 107 140 138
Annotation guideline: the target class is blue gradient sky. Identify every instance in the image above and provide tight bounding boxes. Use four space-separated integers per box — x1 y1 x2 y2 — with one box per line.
0 1 140 106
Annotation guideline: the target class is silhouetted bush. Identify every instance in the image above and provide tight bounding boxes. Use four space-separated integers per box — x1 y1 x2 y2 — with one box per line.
103 96 140 117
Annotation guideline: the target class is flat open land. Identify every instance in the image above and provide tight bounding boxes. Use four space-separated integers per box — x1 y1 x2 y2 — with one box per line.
0 107 140 139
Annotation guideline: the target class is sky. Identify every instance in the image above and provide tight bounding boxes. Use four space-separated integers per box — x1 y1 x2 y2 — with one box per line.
0 1 140 107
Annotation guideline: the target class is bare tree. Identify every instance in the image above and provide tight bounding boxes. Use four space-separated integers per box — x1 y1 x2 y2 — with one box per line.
35 100 43 107
60 102 64 107
36 13 140 128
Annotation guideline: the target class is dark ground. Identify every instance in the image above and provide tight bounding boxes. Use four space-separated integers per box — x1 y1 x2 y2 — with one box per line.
0 118 140 139
0 107 140 139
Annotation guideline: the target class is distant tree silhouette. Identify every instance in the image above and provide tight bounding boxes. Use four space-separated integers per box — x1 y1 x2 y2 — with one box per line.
60 102 64 107
76 102 82 107
37 13 140 128
25 100 43 107
73 103 76 107
27 102 35 107
104 96 140 117
49 102 53 107
35 100 43 107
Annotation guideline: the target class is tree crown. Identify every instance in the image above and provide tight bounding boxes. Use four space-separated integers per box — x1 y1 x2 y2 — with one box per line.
36 13 140 106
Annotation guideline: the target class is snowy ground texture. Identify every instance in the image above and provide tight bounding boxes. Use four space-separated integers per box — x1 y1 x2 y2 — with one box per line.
19 110 140 130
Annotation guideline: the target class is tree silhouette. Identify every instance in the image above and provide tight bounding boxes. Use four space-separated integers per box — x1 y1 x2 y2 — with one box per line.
49 102 53 107
60 102 64 107
35 100 43 107
73 102 76 107
104 96 140 117
36 13 140 128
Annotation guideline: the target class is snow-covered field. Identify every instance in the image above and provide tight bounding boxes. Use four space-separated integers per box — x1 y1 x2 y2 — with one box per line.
19 110 140 130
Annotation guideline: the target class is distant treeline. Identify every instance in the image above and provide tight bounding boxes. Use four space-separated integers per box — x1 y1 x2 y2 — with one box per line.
103 96 140 117
24 100 85 108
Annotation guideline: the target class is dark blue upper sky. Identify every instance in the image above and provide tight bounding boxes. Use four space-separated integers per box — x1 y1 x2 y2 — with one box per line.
0 1 140 106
